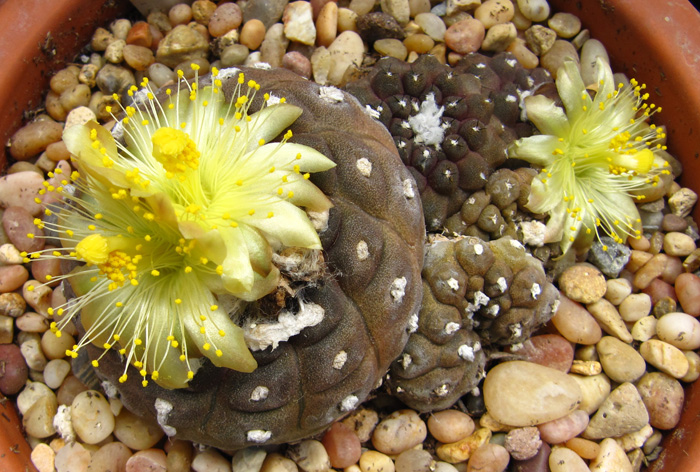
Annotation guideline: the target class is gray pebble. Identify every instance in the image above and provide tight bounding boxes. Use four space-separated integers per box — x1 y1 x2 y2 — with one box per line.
587 236 631 278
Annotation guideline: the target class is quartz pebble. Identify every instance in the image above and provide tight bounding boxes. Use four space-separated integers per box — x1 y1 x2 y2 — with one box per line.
427 409 475 444
587 298 633 343
682 350 700 382
88 441 132 472
23 393 58 438
568 374 611 416
415 13 446 42
231 447 266 472
342 408 379 443
288 439 330 472
360 450 395 472
71 390 115 444
55 441 91 472
639 339 689 378
583 382 649 439
589 438 633 471
31 443 56 472
374 38 408 60
596 336 646 383
483 361 582 427
474 0 515 29
114 408 165 450
209 3 243 37
126 449 168 472
372 409 427 455
579 39 609 86
322 422 362 469
444 18 485 55
537 410 589 445
636 372 684 430
540 39 578 78
9 120 64 161
631 315 658 342
466 443 509 472
550 295 602 345
516 0 550 22
564 437 601 460
43 359 71 389
656 311 700 350
548 12 581 38
618 293 652 322
559 263 606 303
240 19 266 50
548 446 589 472
192 448 231 472
327 31 365 85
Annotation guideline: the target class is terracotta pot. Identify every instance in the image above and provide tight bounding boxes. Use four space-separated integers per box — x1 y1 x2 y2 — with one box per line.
1 0 700 470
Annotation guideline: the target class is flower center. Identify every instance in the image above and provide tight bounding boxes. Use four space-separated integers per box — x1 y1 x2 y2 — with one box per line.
151 127 200 180
75 234 109 265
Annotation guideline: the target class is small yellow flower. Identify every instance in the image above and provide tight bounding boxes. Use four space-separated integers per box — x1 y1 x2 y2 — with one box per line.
27 67 336 389
508 59 669 255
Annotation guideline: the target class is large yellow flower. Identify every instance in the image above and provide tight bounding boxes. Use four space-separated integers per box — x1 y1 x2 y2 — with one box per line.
26 66 336 389
508 58 671 255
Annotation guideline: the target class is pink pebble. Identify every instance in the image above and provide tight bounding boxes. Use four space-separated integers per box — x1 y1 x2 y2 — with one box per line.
208 3 242 38
126 449 167 472
445 18 485 55
0 264 29 293
282 51 312 78
508 334 574 373
675 273 700 317
643 278 677 306
322 422 362 469
0 344 29 395
537 410 589 444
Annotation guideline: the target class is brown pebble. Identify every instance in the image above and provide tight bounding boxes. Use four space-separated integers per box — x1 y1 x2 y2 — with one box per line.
0 265 29 293
169 3 193 26
662 213 688 232
675 272 700 316
550 295 602 345
192 0 218 26
126 21 153 47
9 120 63 161
208 3 243 37
123 44 155 71
467 443 510 472
45 141 70 162
240 19 266 50
564 437 600 460
559 263 607 304
0 343 29 395
316 2 338 47
322 422 362 469
2 206 45 253
505 427 542 461
637 372 684 430
633 253 669 289
508 334 574 372
428 410 475 444
404 33 434 54
282 51 312 78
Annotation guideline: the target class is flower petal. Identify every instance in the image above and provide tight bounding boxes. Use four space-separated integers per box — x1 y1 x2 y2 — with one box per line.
63 122 130 188
508 135 560 167
556 59 588 120
523 95 570 137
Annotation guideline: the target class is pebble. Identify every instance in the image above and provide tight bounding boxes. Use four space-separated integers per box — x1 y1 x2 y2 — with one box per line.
71 390 115 444
192 448 231 472
23 393 58 438
342 409 379 443
444 18 485 55
605 277 633 305
633 253 669 290
564 437 600 460
640 339 689 378
23 280 52 316
316 2 338 47
569 359 602 376
260 23 289 68
288 439 330 472
466 443 509 472
0 314 12 343
559 263 606 303
682 350 700 382
631 315 658 342
50 67 80 95
372 409 427 455
595 336 646 383
568 373 611 416
126 21 153 47
548 12 581 38
282 51 312 78
338 8 359 33
8 120 63 161
221 44 251 66
104 38 126 63
618 293 651 322
209 3 243 37
0 172 43 214
540 39 579 78
668 187 697 218
509 334 574 372
123 44 155 70
589 438 633 471
156 25 210 68
55 442 91 472
404 33 435 54
360 450 395 472
583 382 649 439
675 272 700 316
96 64 136 95
483 361 582 427
506 37 539 69
0 264 29 293
656 311 700 350
240 19 266 50
283 2 317 46
415 13 446 42
588 237 631 278
427 409 475 444
327 31 364 85
516 0 549 22
504 426 541 461
537 410 589 445
481 23 517 52
65 106 97 129
636 372 684 430
88 441 132 472
0 343 29 395
587 298 633 343
474 0 515 29
395 449 433 472
0 243 23 264
41 329 75 360
126 449 168 472
322 422 362 469
548 446 589 472
110 18 132 40
91 27 114 52
146 63 176 88
20 334 48 370
374 38 408 60
31 443 56 472
113 408 165 450
663 231 695 256
43 359 71 389
261 452 298 472
231 448 266 472
616 423 653 452
381 0 411 25
551 294 602 345
169 4 193 26
436 428 492 463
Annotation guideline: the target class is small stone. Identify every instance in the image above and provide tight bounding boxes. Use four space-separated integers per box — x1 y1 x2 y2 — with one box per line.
23 393 58 438
372 409 427 455
0 343 29 395
568 373 611 416
31 443 56 472
8 120 64 162
559 263 606 303
403 33 435 54
639 339 689 379
583 383 649 439
656 311 700 350
310 46 331 85
288 439 330 472
564 437 600 460
147 63 176 88
596 336 646 383
104 39 126 63
569 360 602 376
474 0 514 29
537 410 589 445
506 37 538 69
427 410 475 444
156 25 210 68
481 23 517 52
55 442 90 472
71 390 115 444
20 334 47 370
88 442 132 472
342 409 379 443
209 3 243 37
260 453 297 472
327 31 364 86
504 426 541 461
675 272 700 316
548 12 581 38
668 187 697 218
509 334 574 372
436 427 492 463
359 451 395 472
283 1 317 45
65 106 97 129
636 372 684 430
587 298 633 343
374 38 408 60
113 408 165 450
618 293 652 322
588 237 631 278
664 231 696 256
240 19 266 50
466 443 510 472
589 438 633 471
260 23 289 68
415 13 446 42
282 51 312 78
540 40 579 78
316 2 338 48
444 18 485 55
96 64 136 95
483 361 582 427
221 44 251 67
43 359 71 389
357 12 405 43
123 45 155 71
631 315 658 342
192 0 218 25
91 27 114 52
395 449 433 472
516 0 549 21
381 0 411 25
548 447 589 472
126 449 167 472
126 21 153 47
322 422 362 469
192 448 231 472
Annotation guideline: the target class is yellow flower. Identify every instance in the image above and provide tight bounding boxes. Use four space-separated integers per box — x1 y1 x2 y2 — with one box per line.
508 59 670 255
27 66 336 389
